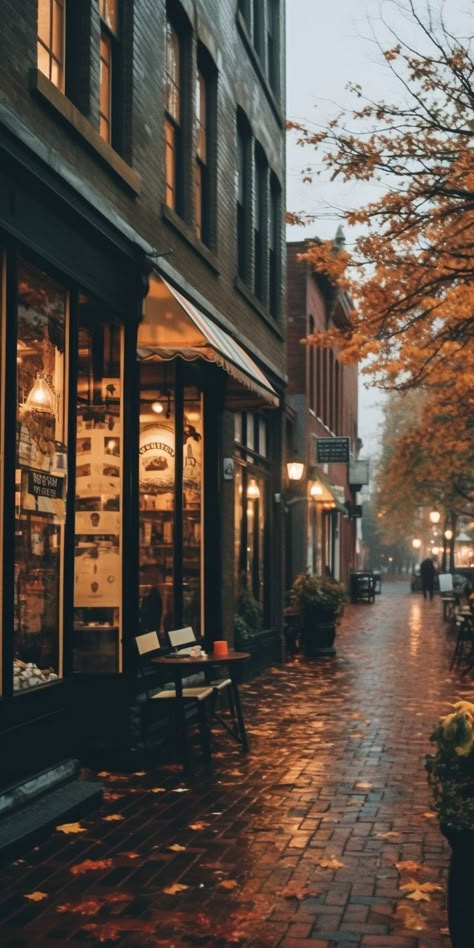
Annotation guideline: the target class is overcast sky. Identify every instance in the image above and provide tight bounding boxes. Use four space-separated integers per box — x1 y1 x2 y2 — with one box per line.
285 0 469 459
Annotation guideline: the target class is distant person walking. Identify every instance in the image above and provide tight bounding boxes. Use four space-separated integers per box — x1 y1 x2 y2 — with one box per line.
420 557 436 601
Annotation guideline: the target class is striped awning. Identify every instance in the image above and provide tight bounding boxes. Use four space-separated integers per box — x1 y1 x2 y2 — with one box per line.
138 276 279 408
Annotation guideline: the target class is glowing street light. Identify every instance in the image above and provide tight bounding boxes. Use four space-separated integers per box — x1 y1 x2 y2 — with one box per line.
429 506 441 525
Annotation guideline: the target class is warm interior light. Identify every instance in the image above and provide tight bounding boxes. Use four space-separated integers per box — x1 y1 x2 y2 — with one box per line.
432 546 439 555
412 538 422 549
287 461 305 482
25 375 56 414
310 482 323 498
246 478 260 499
151 400 164 414
444 529 453 541
429 506 441 524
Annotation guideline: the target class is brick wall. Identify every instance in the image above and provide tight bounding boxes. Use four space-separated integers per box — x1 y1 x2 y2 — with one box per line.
0 0 286 383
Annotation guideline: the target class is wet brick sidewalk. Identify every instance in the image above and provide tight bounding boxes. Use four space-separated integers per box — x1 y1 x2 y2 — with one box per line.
0 580 470 947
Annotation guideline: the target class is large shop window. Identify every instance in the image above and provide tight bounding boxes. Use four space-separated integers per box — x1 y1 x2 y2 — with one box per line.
139 363 202 639
15 261 68 690
234 412 268 611
73 303 123 673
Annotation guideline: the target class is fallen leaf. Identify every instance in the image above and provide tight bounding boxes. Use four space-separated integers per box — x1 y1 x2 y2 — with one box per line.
70 859 113 875
376 831 401 839
318 857 344 869
189 822 209 831
280 885 319 900
97 771 110 777
218 879 239 890
24 891 47 902
103 792 122 802
163 883 189 895
395 860 423 872
168 843 186 852
56 822 87 835
103 814 124 822
422 811 436 819
150 787 166 793
406 889 431 902
118 852 140 859
355 781 373 791
400 879 443 902
132 771 146 776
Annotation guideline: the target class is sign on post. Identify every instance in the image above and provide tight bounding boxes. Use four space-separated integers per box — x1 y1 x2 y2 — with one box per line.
316 437 350 464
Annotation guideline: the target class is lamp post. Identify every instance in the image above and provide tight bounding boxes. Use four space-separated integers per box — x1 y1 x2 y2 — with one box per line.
429 506 441 525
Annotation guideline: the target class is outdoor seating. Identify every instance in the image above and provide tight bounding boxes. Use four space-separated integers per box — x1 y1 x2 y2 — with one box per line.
449 612 474 671
134 631 213 770
350 571 376 603
167 626 235 720
438 573 459 621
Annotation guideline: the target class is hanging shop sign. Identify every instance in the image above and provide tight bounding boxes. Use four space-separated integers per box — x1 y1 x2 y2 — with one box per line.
316 437 350 464
348 459 370 488
348 504 363 518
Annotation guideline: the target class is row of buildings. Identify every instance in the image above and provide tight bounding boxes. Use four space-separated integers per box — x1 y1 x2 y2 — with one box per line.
0 1 365 805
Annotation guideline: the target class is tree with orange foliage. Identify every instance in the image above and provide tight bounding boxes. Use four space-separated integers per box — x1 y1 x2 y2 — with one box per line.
290 0 474 510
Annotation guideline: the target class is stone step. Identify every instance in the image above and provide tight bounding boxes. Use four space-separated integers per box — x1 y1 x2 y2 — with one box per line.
0 768 102 862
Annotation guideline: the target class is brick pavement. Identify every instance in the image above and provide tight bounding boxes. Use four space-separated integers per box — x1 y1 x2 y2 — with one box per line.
0 580 470 947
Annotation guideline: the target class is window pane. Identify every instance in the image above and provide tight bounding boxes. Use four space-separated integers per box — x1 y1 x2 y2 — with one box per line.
100 0 118 34
195 163 202 240
37 42 51 79
165 119 176 209
165 23 180 122
15 261 68 690
139 377 176 637
73 313 123 673
37 0 51 45
99 34 112 143
52 0 64 60
195 71 206 161
183 393 202 635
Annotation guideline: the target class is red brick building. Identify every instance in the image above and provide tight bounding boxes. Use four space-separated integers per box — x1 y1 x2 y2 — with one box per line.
286 237 361 588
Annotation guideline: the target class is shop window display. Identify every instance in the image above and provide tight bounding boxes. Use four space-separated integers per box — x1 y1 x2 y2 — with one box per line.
139 366 202 637
14 261 67 689
73 304 123 673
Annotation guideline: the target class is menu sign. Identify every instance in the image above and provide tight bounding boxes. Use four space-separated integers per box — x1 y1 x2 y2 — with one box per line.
28 469 64 500
316 437 350 464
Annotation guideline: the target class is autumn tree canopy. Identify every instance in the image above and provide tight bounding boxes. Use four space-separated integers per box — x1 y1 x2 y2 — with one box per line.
289 0 474 511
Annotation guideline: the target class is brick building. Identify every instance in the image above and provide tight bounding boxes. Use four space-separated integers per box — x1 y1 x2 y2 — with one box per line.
0 0 286 807
286 236 360 588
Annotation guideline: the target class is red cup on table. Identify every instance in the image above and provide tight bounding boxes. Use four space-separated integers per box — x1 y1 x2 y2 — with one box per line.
213 640 229 657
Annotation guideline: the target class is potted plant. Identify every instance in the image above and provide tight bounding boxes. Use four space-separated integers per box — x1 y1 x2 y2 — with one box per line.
425 700 474 946
288 572 346 657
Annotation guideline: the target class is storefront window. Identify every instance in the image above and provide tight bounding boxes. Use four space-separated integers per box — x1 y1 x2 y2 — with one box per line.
15 260 68 690
73 302 123 672
0 253 4 694
138 365 203 638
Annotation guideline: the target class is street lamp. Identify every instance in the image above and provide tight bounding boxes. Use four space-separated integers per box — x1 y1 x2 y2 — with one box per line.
429 506 441 524
287 460 305 482
412 538 422 550
444 529 453 541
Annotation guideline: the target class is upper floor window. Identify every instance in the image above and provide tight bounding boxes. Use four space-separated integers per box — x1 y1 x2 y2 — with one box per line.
165 19 182 213
237 112 251 282
269 173 281 318
99 0 120 146
238 0 280 94
266 0 278 93
195 68 207 241
254 145 267 302
37 0 66 91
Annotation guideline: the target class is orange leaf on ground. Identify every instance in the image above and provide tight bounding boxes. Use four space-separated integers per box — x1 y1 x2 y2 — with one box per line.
70 859 113 875
103 814 124 822
376 831 401 839
395 860 423 872
56 822 87 834
150 787 166 793
163 883 189 895
218 879 239 890
24 891 47 902
168 843 186 852
355 781 373 790
280 885 319 900
189 822 209 830
318 857 344 869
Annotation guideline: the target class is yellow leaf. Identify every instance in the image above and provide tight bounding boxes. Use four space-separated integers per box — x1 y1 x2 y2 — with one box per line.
56 822 87 834
218 879 239 890
163 883 189 895
355 781 373 790
168 843 186 852
318 857 344 869
150 787 166 793
103 814 124 822
395 860 423 872
407 888 431 902
24 891 48 902
189 822 209 831
132 771 147 776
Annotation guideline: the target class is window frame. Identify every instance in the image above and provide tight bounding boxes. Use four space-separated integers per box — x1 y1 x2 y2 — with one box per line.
99 0 121 149
165 17 183 215
37 0 66 92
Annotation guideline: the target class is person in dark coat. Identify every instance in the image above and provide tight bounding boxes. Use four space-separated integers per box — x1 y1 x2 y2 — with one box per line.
419 557 436 601
140 586 163 633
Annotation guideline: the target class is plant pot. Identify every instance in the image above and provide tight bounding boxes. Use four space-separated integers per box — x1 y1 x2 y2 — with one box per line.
442 824 474 947
301 606 337 657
